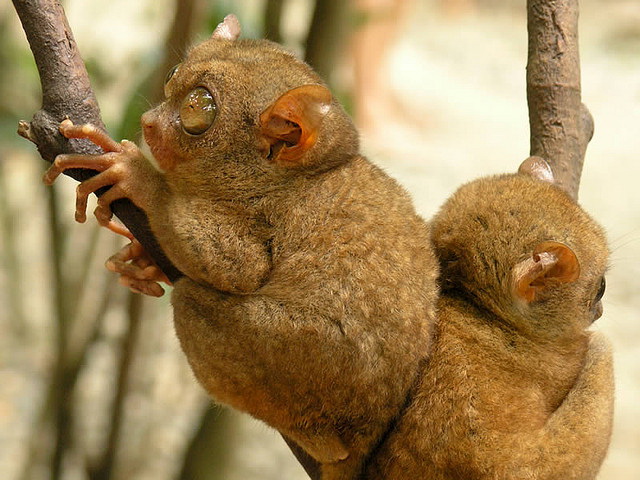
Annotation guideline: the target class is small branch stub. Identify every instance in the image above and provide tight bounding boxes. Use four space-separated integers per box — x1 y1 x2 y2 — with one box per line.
17 120 37 144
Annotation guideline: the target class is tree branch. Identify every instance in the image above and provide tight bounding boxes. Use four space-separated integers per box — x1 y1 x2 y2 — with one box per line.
263 0 286 44
11 0 182 282
304 0 350 87
526 0 593 199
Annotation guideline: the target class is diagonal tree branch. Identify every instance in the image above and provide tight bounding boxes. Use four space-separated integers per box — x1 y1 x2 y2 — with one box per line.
12 0 182 282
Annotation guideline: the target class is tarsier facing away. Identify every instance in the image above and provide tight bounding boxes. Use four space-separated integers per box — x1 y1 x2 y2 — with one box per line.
367 158 615 479
42 14 614 480
43 14 438 480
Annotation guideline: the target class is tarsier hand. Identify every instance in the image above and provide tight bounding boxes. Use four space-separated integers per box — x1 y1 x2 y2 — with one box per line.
44 120 168 297
43 119 157 226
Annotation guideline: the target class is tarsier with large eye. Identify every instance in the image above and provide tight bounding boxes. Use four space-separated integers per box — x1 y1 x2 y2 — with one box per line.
43 15 613 480
44 15 438 480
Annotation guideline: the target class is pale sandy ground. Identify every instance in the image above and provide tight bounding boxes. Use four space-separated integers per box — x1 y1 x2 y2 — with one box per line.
1 1 638 479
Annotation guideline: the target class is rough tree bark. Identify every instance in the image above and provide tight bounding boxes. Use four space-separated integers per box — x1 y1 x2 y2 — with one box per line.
527 0 593 199
12 0 592 479
12 0 182 282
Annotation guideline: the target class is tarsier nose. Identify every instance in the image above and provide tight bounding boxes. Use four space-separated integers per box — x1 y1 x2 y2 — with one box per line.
141 111 159 146
141 111 155 130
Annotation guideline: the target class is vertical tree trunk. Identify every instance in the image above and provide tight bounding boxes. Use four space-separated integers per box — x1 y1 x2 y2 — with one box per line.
526 0 593 198
305 0 351 87
263 0 286 43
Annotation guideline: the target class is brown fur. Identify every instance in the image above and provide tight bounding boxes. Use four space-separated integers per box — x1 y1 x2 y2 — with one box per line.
152 36 439 479
45 30 437 478
367 173 614 479
44 17 615 478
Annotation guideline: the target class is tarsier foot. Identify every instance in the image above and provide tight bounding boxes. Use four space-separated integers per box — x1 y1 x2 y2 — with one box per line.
106 239 170 297
43 120 149 226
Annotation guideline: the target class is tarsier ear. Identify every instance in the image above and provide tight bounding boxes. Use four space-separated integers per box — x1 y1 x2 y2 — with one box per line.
212 14 241 41
518 156 555 184
259 84 332 167
512 241 580 303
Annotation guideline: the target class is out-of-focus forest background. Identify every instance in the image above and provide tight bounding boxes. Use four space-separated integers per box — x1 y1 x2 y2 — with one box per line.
0 0 638 479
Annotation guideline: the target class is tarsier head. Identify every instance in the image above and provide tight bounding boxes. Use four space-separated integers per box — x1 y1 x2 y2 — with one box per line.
431 157 609 338
141 14 358 190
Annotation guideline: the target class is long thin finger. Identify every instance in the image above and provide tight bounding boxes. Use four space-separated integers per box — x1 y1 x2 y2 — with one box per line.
105 220 133 239
94 185 128 227
59 120 122 153
75 167 125 222
132 253 171 284
120 276 165 297
105 243 148 279
107 259 155 280
105 245 168 284
107 255 167 283
132 259 171 284
107 242 139 265
44 153 114 185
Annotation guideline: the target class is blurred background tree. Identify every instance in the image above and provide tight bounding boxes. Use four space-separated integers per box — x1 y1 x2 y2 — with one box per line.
1 1 639 479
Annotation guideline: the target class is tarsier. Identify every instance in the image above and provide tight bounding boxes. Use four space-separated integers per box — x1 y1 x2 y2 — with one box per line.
43 14 614 480
44 15 438 480
367 158 614 479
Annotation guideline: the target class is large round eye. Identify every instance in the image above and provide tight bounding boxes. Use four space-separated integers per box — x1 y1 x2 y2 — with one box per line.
180 87 217 135
594 277 606 303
